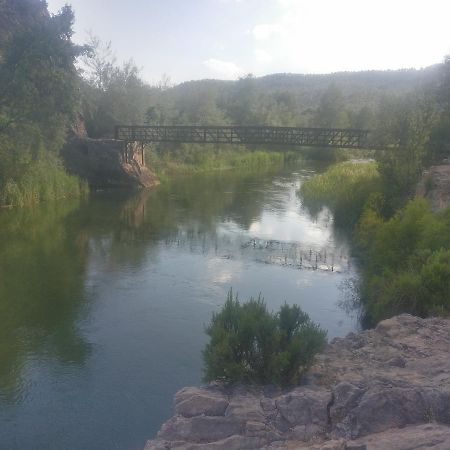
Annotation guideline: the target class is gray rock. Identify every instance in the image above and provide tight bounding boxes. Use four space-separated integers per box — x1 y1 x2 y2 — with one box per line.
275 388 330 429
175 387 229 418
144 315 450 450
350 423 450 450
225 393 265 422
159 415 245 443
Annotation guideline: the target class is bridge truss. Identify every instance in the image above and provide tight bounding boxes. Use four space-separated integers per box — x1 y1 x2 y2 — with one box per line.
115 125 370 149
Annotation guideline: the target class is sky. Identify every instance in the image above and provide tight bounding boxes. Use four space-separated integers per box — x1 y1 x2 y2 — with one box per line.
46 0 450 84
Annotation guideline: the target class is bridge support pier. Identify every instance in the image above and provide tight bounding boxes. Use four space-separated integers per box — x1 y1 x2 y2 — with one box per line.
122 141 146 167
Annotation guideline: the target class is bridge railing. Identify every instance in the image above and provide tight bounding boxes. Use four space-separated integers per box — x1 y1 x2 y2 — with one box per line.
115 125 370 149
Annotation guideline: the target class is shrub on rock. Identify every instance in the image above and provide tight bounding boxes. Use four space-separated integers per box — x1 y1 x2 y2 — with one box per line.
202 292 327 386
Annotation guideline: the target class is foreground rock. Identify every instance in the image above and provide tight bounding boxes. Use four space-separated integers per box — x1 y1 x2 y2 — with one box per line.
61 137 159 189
145 314 450 449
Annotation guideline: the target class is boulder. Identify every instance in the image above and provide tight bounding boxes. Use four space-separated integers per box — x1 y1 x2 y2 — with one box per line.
175 387 229 418
61 137 159 189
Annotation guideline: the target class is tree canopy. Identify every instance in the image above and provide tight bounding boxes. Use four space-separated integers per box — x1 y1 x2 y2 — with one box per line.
0 0 87 205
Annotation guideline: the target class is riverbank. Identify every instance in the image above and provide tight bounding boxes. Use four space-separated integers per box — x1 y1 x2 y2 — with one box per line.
0 155 89 208
145 314 450 450
145 147 294 178
145 146 366 179
299 160 450 324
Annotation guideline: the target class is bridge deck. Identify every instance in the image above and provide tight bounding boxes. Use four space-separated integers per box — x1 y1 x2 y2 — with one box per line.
115 125 370 149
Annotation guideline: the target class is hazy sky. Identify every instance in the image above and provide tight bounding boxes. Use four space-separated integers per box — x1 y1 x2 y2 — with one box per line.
46 0 450 84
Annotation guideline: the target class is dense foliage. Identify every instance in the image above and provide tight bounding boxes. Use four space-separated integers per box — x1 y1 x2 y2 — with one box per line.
357 199 450 323
299 156 450 324
203 292 327 385
0 0 87 206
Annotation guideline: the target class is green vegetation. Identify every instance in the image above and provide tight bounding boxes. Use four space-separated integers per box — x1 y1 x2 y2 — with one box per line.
145 147 294 175
0 155 88 208
300 161 381 226
203 291 327 385
357 199 450 323
0 0 88 207
299 158 450 325
298 55 450 325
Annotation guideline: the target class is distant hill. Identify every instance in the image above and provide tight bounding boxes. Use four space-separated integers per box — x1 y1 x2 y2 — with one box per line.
169 66 441 111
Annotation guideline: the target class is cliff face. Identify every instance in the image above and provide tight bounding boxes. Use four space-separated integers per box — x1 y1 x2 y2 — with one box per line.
145 314 450 450
61 138 159 189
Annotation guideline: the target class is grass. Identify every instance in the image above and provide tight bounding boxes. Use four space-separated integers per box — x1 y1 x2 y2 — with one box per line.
0 155 88 208
146 147 290 176
299 160 382 227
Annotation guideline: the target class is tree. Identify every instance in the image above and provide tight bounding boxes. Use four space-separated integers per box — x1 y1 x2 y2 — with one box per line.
80 36 155 137
203 292 327 386
315 84 349 128
373 93 438 207
0 5 85 143
429 55 450 160
440 55 450 113
350 106 374 130
145 106 159 124
225 74 268 125
81 34 116 91
0 1 87 192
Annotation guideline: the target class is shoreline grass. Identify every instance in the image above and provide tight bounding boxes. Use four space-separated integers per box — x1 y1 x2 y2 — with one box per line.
0 156 88 208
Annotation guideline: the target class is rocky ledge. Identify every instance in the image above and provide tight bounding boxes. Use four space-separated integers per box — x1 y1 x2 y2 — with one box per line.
61 137 159 189
145 314 450 450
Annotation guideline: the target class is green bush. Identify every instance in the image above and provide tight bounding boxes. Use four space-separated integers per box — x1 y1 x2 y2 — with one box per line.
357 199 450 323
202 292 327 386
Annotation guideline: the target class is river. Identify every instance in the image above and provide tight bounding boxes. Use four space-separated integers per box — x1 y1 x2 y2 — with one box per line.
0 163 359 450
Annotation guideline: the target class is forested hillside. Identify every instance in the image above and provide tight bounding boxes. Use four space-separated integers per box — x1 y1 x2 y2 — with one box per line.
83 47 441 137
168 66 439 120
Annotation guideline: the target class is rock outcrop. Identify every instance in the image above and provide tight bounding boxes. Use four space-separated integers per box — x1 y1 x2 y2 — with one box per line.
145 314 450 449
61 138 159 189
416 164 450 211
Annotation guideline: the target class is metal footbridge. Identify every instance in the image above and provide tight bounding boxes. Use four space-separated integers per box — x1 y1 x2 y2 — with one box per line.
115 125 370 149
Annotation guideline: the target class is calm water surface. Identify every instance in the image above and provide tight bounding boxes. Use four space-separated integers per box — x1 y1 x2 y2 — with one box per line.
0 164 359 450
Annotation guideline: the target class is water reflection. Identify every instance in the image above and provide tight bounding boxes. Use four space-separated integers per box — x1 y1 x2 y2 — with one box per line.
0 201 91 401
0 165 359 450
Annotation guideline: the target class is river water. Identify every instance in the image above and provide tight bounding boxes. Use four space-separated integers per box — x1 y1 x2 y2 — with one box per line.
0 164 359 450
